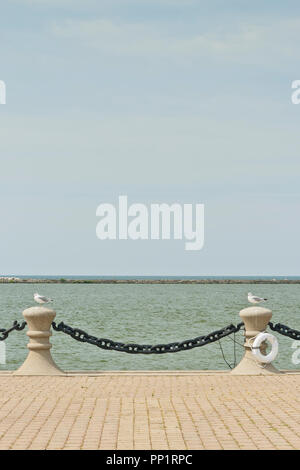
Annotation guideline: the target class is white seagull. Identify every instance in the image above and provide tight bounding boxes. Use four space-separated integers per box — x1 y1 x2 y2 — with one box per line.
34 293 53 304
248 292 267 304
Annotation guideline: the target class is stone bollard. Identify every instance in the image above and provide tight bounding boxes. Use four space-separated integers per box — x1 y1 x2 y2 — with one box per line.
231 306 281 375
14 306 65 376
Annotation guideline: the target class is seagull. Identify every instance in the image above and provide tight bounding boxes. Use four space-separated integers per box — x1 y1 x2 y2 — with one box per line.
248 292 267 304
34 293 53 305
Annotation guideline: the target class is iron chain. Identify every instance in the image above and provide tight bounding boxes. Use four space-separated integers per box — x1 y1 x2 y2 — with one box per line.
268 322 300 340
0 321 27 341
52 321 244 354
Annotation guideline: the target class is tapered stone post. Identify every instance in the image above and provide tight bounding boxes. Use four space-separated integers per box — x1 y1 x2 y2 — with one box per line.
231 306 281 375
14 306 65 376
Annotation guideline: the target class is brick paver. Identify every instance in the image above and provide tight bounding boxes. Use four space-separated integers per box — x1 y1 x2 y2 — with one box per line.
0 372 299 450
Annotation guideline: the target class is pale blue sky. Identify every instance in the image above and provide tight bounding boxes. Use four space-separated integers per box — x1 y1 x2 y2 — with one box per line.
1 0 300 276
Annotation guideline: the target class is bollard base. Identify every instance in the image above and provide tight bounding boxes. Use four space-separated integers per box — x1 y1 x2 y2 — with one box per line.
13 350 65 376
231 352 282 375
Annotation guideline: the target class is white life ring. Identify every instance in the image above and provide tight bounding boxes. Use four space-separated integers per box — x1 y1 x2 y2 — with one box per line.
251 332 278 363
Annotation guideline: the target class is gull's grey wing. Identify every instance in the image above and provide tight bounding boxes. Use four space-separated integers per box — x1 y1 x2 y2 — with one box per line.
37 295 49 302
251 296 263 301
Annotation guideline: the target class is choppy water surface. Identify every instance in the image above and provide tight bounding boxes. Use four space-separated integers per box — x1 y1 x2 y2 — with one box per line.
0 283 299 371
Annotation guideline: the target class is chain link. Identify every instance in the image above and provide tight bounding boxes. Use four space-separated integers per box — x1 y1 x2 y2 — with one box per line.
0 321 27 341
268 322 300 340
52 321 244 354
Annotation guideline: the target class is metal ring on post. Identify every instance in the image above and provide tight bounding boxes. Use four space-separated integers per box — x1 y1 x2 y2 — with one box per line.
251 332 279 363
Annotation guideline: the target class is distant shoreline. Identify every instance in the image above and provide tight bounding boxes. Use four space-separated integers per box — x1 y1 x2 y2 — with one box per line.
1 278 300 284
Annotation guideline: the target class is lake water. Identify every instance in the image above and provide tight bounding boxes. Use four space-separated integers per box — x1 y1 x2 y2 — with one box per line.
0 283 299 371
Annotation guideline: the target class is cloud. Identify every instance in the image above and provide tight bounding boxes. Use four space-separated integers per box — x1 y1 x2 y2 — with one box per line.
10 0 196 6
50 16 300 65
9 0 84 5
13 0 196 4
1 112 298 190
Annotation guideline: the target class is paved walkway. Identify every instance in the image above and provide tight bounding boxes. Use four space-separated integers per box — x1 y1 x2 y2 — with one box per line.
0 372 299 450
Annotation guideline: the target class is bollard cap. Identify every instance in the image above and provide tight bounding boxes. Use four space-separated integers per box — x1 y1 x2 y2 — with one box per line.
239 306 272 333
23 306 56 316
22 306 56 332
239 306 272 319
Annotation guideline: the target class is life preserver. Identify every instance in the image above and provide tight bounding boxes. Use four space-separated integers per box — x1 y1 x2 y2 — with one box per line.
251 332 278 363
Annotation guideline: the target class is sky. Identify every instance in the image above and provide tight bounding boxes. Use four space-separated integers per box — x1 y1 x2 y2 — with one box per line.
0 0 300 276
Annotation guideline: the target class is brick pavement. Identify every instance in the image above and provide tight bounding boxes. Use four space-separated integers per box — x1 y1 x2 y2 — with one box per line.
0 371 299 450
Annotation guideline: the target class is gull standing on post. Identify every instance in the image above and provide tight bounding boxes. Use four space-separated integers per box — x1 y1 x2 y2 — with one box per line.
34 293 53 305
248 292 267 304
